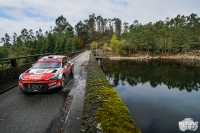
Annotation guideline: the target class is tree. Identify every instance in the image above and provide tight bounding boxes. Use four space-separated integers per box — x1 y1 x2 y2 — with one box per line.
0 47 8 58
12 32 17 45
130 20 139 29
71 37 78 51
47 33 55 53
78 38 84 49
28 29 34 41
115 39 128 55
4 33 11 47
107 18 114 36
65 38 71 52
102 18 107 34
110 34 119 50
0 37 5 45
54 35 65 52
75 21 89 44
88 13 96 40
113 18 122 39
21 28 28 42
54 15 73 34
96 15 103 37
90 41 97 50
187 13 198 26
123 22 129 33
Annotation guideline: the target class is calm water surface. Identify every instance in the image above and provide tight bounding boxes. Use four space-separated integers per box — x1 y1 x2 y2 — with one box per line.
100 59 200 133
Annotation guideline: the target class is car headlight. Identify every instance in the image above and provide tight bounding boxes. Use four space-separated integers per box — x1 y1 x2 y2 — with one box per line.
47 74 62 80
19 74 24 80
47 75 58 80
58 74 62 79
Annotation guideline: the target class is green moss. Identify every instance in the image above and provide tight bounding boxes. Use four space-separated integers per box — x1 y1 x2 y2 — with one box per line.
83 52 141 133
85 124 91 131
96 87 140 133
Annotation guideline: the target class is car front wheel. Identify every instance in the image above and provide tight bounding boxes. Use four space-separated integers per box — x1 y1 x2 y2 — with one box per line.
71 66 74 75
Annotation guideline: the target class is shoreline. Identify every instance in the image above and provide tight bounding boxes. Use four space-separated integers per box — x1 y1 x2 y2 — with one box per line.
100 55 200 60
98 50 200 60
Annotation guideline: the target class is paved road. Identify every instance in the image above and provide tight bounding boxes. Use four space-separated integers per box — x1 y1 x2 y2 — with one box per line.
0 51 89 133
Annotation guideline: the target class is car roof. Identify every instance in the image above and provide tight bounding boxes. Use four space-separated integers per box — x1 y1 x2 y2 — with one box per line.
37 55 67 62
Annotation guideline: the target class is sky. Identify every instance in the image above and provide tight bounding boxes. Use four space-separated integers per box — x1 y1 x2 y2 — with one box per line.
0 0 200 45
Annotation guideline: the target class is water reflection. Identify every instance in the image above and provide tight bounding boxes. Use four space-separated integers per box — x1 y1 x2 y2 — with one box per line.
100 59 200 133
101 59 200 92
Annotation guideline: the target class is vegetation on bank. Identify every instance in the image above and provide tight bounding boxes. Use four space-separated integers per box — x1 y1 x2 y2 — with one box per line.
89 13 200 55
81 52 141 133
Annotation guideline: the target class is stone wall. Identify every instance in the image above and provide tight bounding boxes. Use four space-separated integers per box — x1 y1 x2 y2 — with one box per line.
81 52 141 133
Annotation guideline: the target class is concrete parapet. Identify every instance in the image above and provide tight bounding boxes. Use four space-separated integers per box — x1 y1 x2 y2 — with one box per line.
81 52 141 133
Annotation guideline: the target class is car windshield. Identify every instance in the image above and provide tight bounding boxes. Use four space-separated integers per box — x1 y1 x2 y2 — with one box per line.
32 62 61 69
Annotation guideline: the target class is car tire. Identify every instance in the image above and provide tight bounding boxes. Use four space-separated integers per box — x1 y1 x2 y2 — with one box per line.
61 75 65 89
71 66 74 75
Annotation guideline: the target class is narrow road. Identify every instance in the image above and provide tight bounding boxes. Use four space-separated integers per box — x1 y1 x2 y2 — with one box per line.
0 51 90 133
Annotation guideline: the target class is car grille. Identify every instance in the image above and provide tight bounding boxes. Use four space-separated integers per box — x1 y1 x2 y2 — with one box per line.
24 83 46 91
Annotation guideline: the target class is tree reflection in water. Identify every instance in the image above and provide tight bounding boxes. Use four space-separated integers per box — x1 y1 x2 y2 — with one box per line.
100 59 200 133
101 59 200 92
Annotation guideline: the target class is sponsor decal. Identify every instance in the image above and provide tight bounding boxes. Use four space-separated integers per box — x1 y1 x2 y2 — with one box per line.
179 118 198 131
36 69 45 73
29 74 43 80
45 69 54 73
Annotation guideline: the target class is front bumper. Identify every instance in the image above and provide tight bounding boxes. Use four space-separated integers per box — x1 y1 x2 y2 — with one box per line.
18 79 62 92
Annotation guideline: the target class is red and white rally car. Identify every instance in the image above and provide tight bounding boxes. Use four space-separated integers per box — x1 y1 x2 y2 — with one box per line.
18 55 74 92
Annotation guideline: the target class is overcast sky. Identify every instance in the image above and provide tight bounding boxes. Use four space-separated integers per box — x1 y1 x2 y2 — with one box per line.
0 0 200 45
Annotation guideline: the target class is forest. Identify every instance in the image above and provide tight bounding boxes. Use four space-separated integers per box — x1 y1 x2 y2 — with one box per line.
0 13 200 59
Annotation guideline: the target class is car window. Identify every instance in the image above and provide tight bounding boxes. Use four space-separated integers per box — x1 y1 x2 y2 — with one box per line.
62 57 67 67
67 57 70 62
32 62 61 69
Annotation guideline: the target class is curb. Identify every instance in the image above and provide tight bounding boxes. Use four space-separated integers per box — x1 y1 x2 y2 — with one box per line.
0 84 17 95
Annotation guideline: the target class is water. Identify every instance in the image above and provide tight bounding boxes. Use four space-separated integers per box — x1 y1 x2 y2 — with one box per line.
100 59 200 133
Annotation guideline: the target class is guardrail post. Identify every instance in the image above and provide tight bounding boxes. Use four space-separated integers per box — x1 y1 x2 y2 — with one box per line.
10 59 17 67
34 56 38 61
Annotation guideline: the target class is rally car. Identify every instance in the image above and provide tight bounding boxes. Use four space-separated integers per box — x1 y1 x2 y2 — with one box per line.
18 55 74 92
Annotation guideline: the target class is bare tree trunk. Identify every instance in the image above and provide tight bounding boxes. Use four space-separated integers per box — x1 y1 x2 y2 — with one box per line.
165 37 166 54
146 41 148 54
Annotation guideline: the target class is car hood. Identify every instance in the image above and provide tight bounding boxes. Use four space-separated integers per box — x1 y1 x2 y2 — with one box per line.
21 68 60 80
28 68 60 74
